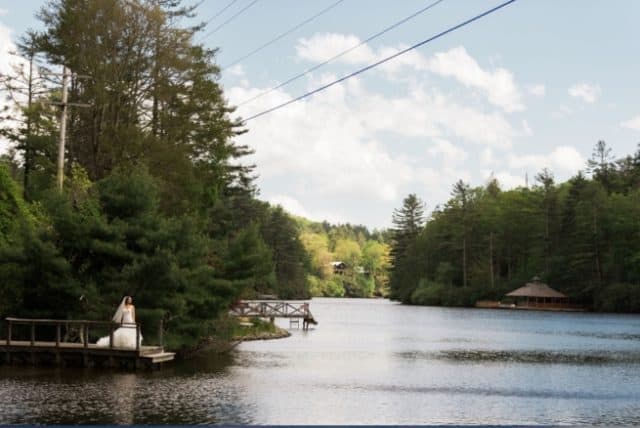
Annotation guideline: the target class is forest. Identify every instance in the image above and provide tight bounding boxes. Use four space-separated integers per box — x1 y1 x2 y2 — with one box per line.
0 0 391 350
0 0 317 350
389 141 640 312
297 219 390 298
1 2 638 357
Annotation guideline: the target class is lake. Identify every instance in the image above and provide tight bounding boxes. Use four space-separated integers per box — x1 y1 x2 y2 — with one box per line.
1 298 640 424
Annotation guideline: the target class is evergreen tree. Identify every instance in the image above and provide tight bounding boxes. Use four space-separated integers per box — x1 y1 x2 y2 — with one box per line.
389 194 425 302
261 206 309 299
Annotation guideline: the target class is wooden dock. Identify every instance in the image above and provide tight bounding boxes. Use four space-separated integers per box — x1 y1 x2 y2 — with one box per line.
230 300 318 330
1 317 174 369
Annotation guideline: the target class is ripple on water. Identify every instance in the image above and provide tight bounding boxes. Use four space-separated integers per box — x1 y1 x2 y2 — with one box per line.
395 349 640 365
321 381 636 400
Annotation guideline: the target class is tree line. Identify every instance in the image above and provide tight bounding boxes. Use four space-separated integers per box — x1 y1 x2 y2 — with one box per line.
389 142 640 312
0 0 310 350
298 218 390 298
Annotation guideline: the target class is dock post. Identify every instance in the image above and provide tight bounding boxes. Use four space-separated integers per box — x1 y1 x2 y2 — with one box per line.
136 324 140 352
6 320 11 346
30 321 36 365
84 323 89 349
109 323 114 349
83 322 89 367
6 320 12 364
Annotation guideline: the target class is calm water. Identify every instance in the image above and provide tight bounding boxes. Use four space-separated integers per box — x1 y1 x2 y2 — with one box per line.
2 298 640 424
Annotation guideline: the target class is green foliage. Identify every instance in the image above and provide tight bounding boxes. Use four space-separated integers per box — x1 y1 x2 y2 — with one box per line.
308 275 345 297
0 163 33 243
410 280 445 306
260 206 309 299
297 217 390 298
243 317 278 335
0 0 319 351
0 223 78 319
389 194 425 301
225 224 275 294
595 283 640 313
391 142 640 312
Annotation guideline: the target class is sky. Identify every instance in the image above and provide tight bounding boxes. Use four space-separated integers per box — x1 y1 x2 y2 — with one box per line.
1 0 640 229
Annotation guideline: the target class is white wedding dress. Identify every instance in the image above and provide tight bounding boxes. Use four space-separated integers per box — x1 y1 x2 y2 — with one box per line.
96 305 143 349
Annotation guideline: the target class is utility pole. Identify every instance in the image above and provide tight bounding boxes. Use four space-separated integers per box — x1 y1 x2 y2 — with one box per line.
56 66 69 191
24 51 35 197
46 66 91 191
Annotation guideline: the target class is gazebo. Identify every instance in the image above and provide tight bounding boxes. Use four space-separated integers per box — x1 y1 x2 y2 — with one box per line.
503 277 573 310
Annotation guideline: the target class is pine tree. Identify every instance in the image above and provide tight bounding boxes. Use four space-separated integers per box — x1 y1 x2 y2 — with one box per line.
389 194 425 302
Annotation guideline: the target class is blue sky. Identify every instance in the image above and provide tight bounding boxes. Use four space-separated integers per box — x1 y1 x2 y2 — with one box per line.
2 0 640 228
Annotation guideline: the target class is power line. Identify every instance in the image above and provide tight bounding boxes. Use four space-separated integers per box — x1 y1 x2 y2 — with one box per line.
243 0 518 122
236 0 446 108
221 0 346 71
199 0 260 42
203 0 241 26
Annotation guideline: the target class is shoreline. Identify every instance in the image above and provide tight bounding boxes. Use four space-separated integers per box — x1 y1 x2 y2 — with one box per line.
233 325 291 342
178 321 292 359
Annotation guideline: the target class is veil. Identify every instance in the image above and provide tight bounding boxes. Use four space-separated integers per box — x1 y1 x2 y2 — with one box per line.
111 296 129 323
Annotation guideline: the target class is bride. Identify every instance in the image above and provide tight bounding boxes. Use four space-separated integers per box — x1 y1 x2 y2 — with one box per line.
96 296 142 348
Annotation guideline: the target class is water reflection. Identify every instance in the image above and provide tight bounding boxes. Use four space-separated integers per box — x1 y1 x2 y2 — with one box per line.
1 298 640 424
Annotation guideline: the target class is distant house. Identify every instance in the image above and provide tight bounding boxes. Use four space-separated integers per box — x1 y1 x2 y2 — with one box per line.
330 261 347 275
502 276 582 311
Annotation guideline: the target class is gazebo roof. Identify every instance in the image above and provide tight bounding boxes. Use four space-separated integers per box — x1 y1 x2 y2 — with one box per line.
505 277 567 298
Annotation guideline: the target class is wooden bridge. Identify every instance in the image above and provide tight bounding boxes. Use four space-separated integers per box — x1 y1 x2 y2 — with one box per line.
230 300 317 330
1 318 174 369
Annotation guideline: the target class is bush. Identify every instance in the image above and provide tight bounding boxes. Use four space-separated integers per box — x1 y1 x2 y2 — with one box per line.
410 280 445 306
324 278 346 297
356 275 375 297
410 279 491 307
596 283 640 312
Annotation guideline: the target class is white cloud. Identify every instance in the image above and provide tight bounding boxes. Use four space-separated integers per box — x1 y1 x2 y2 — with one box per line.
296 33 376 65
355 87 517 149
0 23 17 79
426 47 524 112
527 84 545 97
226 64 246 78
427 139 468 167
488 170 526 189
226 68 522 227
481 148 495 165
230 84 411 203
0 20 20 154
508 146 585 174
568 82 601 103
267 195 312 219
620 115 640 131
295 34 524 113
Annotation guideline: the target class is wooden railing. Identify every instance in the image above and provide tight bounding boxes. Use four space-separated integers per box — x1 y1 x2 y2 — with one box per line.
230 301 311 318
4 317 141 352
